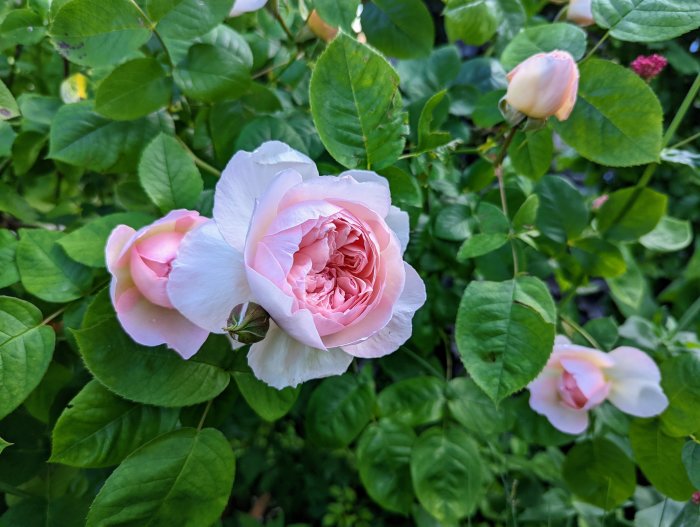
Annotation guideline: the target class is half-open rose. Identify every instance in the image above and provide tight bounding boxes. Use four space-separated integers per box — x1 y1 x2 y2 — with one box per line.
106 210 209 359
168 142 426 388
528 336 668 434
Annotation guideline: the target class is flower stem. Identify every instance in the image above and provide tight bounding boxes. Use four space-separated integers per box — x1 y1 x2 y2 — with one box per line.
669 294 700 338
560 314 602 350
175 136 222 177
197 399 214 431
494 127 519 276
268 0 295 41
582 31 609 62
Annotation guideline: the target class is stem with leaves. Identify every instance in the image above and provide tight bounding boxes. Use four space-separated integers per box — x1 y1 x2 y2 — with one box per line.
494 127 519 276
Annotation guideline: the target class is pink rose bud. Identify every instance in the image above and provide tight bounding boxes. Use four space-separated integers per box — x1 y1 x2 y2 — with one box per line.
631 54 668 81
693 491 700 505
167 142 427 389
528 336 668 434
106 210 209 359
505 51 580 121
567 0 594 27
592 194 609 210
230 0 267 17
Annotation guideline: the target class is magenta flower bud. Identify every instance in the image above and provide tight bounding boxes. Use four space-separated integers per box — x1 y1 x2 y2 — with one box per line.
631 54 668 81
567 0 594 27
505 51 580 121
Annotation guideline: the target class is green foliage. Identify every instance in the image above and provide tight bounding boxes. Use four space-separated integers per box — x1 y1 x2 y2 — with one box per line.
361 0 435 59
310 32 407 170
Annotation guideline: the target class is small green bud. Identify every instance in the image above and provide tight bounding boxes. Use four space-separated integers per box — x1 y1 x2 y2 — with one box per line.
225 302 270 344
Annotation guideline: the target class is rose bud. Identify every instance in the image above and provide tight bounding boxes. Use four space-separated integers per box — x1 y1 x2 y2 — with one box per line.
631 54 668 81
308 10 338 42
168 141 426 389
505 51 580 121
528 336 668 434
106 210 209 359
230 0 267 17
567 0 594 27
226 302 270 344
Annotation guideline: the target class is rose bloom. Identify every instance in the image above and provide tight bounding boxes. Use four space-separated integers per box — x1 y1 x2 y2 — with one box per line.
505 51 579 121
168 142 426 389
567 0 594 26
528 336 668 434
230 0 267 17
106 210 209 359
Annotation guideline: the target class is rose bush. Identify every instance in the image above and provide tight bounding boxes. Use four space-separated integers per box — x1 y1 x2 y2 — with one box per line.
1 0 699 525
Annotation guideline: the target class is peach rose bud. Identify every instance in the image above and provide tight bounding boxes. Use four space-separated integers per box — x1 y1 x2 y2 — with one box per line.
308 10 338 42
567 0 595 27
505 51 580 121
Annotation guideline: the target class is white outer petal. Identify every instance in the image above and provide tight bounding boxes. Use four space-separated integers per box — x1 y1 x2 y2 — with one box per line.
168 221 251 334
230 0 268 16
247 322 353 389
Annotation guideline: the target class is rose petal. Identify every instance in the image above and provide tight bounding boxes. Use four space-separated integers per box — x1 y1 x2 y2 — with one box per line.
247 322 353 389
106 225 136 272
230 0 267 16
606 346 669 417
168 220 252 334
529 372 588 434
214 141 318 251
385 205 410 254
342 263 425 358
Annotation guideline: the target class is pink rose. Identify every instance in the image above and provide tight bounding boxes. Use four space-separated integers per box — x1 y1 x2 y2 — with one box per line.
505 50 579 121
567 0 594 27
230 0 267 17
106 210 209 359
168 142 426 389
528 336 668 434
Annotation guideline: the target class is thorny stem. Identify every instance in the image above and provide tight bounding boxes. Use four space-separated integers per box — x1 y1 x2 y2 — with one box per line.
606 72 700 233
494 127 519 276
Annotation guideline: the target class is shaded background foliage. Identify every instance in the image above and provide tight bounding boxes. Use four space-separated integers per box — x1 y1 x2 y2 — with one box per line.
0 0 699 526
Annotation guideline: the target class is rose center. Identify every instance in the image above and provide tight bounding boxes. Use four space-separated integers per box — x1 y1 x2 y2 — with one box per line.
558 370 588 409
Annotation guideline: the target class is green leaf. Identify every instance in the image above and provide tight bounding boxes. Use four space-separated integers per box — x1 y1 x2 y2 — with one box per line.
563 438 635 509
361 0 435 59
640 216 693 252
0 79 20 121
75 291 230 407
310 32 407 170
49 102 173 173
500 23 587 70
235 116 307 155
410 426 485 523
682 441 700 489
597 187 668 241
233 372 300 422
592 0 700 42
58 212 154 268
455 276 556 403
0 436 11 455
416 90 451 153
377 376 445 427
0 8 47 46
0 497 89 527
660 353 700 437
0 229 20 288
397 46 461 100
0 297 55 420
174 43 251 103
379 166 423 208
138 133 203 213
357 420 416 515
86 428 235 527
49 0 151 67
50 380 179 468
512 194 539 232
11 131 47 176
534 175 588 243
445 377 514 436
95 58 172 121
17 229 93 303
571 237 626 278
508 128 553 181
435 204 472 241
630 418 695 501
444 0 501 46
553 59 663 167
306 370 375 448
314 0 359 31
146 0 234 39
457 233 509 261
472 89 506 128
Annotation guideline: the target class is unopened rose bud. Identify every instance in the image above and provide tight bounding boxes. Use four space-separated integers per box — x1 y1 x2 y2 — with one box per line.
693 491 700 505
308 10 338 42
225 302 270 344
504 51 579 122
567 0 594 27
